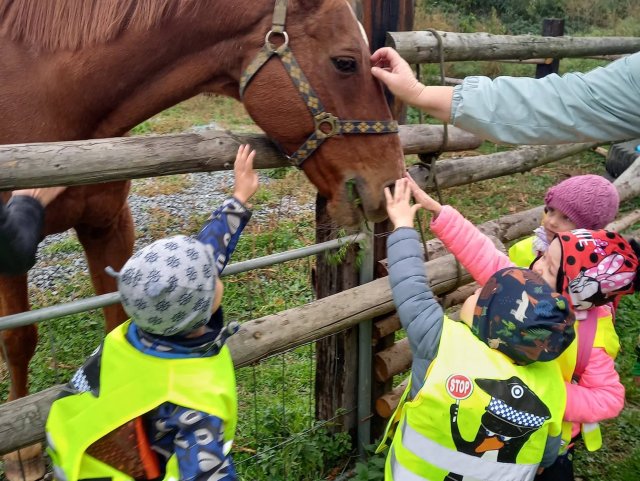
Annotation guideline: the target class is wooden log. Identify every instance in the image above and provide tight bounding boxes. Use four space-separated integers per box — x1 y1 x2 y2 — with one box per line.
608 210 640 233
373 313 401 340
441 282 480 309
0 252 471 455
375 378 409 418
0 125 481 190
406 143 600 191
594 146 609 157
387 30 640 64
613 156 640 203
399 124 481 155
499 58 552 65
374 338 411 382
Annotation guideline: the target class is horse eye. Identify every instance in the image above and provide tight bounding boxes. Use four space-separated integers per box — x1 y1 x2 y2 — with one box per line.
331 56 357 73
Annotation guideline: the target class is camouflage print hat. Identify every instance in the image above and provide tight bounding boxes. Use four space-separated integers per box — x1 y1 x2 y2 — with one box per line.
472 267 575 365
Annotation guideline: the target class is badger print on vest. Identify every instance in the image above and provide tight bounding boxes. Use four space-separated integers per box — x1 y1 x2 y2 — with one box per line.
446 376 551 481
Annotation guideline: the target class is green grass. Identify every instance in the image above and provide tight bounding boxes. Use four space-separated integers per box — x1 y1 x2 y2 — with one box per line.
4 18 640 476
41 236 84 256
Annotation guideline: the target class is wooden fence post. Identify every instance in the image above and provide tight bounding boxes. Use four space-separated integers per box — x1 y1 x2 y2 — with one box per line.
314 0 415 445
536 18 565 78
314 197 360 436
357 0 415 442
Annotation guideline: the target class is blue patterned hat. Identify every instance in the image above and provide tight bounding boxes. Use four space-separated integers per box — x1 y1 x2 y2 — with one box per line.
107 235 217 336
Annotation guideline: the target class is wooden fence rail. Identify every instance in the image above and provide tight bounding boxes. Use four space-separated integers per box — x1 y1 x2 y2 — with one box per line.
0 125 480 190
0 252 467 455
387 31 640 64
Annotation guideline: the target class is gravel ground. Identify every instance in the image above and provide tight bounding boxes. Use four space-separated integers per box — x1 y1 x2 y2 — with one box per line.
30 169 315 293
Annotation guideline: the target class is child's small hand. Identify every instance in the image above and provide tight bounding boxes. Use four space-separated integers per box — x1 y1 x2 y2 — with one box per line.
233 144 259 205
385 178 422 229
405 173 442 217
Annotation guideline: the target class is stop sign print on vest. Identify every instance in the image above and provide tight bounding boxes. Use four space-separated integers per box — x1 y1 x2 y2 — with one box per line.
446 374 474 401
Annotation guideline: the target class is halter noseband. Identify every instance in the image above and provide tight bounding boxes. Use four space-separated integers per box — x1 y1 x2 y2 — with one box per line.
239 0 399 167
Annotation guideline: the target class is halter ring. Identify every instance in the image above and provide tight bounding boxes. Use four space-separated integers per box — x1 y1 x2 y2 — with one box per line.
265 30 290 52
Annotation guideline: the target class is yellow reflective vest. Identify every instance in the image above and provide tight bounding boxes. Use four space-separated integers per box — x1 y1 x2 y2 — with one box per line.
380 317 565 481
555 306 619 453
46 321 237 481
509 236 537 268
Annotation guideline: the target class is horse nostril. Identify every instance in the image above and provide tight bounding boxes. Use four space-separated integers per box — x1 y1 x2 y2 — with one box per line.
384 181 396 197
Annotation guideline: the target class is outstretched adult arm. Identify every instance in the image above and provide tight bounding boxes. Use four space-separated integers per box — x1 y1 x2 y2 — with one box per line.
372 47 640 144
451 52 640 144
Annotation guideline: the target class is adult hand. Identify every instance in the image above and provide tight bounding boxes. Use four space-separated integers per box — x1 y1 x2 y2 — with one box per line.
233 144 259 205
385 178 422 229
12 187 67 207
405 173 442 217
371 47 424 106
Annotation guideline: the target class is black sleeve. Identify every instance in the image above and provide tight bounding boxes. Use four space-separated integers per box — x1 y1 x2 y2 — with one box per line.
0 195 46 276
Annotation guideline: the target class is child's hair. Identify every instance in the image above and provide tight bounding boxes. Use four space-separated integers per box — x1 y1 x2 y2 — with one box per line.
555 229 638 310
472 267 575 365
545 175 619 230
106 235 218 336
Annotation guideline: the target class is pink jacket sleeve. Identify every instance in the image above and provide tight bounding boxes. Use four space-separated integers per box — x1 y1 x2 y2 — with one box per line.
430 205 514 286
564 347 625 423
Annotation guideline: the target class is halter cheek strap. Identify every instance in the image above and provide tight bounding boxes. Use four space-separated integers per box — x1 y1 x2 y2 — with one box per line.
239 0 398 168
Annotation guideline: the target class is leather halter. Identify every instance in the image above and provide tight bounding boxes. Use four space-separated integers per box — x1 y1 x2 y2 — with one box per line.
239 0 399 167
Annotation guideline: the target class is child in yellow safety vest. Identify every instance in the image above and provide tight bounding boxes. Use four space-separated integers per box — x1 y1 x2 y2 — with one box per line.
380 178 576 481
46 145 259 481
404 173 640 481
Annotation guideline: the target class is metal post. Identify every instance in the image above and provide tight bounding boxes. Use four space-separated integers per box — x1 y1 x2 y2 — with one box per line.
357 222 375 456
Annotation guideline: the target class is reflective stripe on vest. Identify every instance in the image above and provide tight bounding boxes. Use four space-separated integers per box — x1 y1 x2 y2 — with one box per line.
389 446 433 481
384 318 565 481
393 421 539 481
46 321 237 481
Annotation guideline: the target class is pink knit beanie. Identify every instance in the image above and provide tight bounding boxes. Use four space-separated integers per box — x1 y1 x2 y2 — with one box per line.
545 175 619 230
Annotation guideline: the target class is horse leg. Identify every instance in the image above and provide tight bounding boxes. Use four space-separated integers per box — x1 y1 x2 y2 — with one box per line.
0 274 33 401
0 275 46 481
75 203 135 331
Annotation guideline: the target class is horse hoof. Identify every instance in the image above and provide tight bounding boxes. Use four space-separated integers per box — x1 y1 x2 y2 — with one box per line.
2 444 46 481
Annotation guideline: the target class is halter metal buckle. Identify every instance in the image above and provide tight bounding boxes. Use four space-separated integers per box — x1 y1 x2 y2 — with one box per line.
314 112 340 139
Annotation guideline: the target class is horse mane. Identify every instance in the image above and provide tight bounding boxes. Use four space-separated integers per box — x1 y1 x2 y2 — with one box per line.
0 0 203 51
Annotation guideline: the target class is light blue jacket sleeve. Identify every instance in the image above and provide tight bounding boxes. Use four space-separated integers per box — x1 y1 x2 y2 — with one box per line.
451 52 640 144
387 227 444 398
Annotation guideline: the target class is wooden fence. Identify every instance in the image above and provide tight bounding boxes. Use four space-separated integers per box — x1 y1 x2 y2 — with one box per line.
1 6 640 467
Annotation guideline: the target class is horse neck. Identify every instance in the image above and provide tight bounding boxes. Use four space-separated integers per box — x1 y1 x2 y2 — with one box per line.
0 1 279 142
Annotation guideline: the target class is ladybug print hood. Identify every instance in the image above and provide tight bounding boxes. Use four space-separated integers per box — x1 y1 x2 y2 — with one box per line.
556 229 638 310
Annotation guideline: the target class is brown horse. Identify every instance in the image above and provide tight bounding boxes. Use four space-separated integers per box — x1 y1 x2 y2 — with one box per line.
0 0 402 409
1 0 403 477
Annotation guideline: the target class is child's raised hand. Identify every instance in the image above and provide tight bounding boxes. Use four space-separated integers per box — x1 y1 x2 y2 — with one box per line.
405 173 442 217
385 178 422 229
233 144 259 205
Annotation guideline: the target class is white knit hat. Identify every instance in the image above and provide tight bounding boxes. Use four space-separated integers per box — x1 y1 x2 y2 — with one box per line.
107 235 217 336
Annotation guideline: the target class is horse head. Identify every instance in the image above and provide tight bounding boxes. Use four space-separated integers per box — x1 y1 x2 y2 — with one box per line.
226 0 405 226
